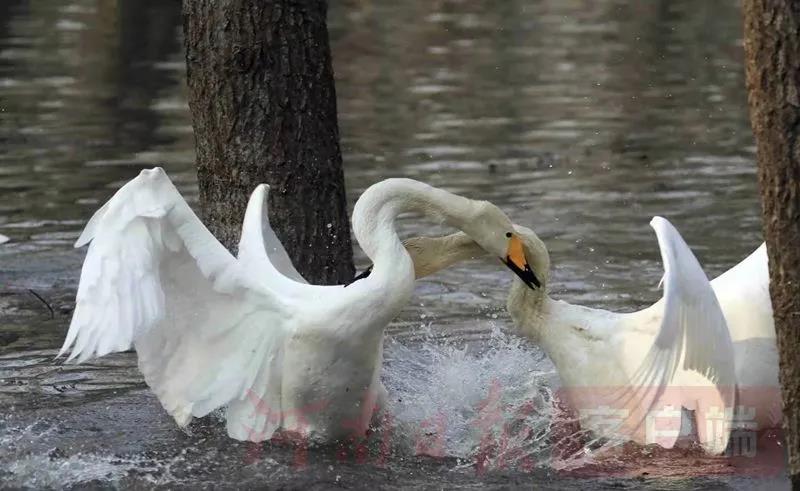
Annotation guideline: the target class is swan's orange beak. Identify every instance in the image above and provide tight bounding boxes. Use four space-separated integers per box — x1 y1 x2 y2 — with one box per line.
503 235 540 290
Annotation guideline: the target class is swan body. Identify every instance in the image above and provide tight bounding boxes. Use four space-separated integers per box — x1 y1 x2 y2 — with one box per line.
59 168 528 443
505 234 779 449
408 219 776 453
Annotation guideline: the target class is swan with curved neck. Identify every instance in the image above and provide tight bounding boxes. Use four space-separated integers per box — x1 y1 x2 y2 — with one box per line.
405 220 775 454
59 169 535 443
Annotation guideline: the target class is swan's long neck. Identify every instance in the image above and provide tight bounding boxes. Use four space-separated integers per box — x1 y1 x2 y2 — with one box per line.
352 179 481 276
403 232 488 278
507 279 551 340
508 280 618 346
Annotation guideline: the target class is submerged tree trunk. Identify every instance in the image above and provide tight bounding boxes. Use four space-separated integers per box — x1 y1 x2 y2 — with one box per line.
743 0 800 484
182 0 354 284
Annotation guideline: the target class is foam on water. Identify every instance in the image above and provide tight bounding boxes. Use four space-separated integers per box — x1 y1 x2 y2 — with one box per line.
0 419 136 488
4 453 140 488
0 417 211 488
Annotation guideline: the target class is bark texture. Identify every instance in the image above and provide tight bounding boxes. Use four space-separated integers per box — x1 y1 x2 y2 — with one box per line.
182 0 354 284
743 0 800 484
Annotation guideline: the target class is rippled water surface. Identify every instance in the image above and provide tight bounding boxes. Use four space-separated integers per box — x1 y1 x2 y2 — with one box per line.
0 0 783 489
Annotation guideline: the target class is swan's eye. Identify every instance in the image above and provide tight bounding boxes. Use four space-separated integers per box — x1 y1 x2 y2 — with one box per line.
505 232 513 238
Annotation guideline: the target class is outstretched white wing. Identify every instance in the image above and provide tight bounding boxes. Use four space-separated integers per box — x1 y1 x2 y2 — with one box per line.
711 243 773 340
60 168 295 440
629 217 735 453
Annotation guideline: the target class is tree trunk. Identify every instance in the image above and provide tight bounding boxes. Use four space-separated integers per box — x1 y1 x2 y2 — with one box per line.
743 0 800 485
182 0 354 285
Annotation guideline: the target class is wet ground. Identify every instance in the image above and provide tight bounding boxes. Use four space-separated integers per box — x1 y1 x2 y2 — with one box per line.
0 0 789 489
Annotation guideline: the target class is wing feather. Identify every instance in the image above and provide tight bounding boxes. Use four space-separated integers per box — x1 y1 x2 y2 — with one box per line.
60 168 294 439
627 217 736 453
237 184 308 284
647 217 735 386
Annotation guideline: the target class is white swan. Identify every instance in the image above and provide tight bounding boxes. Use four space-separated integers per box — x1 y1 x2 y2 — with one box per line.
405 219 777 454
0 234 8 245
58 168 537 443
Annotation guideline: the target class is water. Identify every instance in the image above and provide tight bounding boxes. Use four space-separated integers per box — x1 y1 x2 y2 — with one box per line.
0 0 784 488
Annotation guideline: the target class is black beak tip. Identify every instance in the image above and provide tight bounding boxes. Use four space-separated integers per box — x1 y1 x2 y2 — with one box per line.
345 265 373 287
504 257 541 290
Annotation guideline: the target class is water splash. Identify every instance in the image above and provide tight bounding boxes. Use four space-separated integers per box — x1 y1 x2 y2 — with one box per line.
382 325 572 469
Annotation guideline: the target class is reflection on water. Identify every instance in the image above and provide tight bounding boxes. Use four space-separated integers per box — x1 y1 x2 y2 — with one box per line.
0 0 772 488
